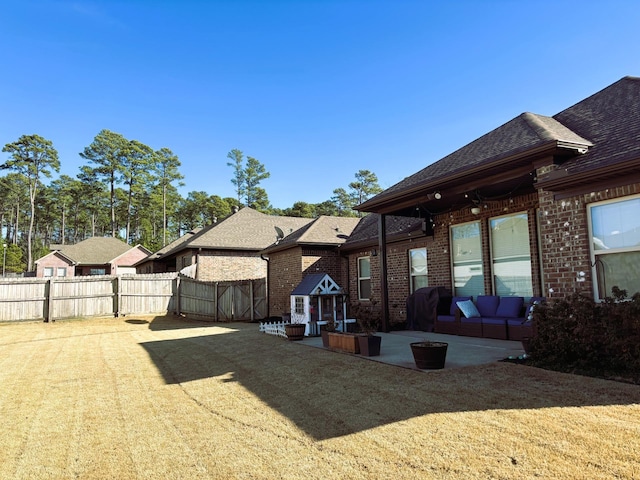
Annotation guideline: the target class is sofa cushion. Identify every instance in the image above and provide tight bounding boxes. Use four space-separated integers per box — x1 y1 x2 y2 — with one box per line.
476 295 500 317
496 296 524 318
483 317 508 325
457 299 480 318
450 296 472 315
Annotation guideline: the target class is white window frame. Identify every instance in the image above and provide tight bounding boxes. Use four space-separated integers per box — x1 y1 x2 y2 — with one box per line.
450 220 484 297
587 194 640 300
294 296 305 315
57 267 67 277
357 256 371 300
489 211 533 299
409 247 428 293
43 267 54 278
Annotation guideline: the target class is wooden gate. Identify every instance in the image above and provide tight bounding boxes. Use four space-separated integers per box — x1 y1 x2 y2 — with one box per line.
178 277 266 322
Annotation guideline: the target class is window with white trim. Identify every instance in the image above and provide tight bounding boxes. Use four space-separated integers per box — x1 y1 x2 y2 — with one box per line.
44 267 53 277
294 296 305 315
489 212 533 298
57 267 67 277
357 256 371 300
450 221 484 297
409 247 428 293
588 195 640 299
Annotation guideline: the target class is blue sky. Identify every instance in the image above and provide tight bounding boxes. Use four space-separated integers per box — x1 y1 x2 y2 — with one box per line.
1 1 639 209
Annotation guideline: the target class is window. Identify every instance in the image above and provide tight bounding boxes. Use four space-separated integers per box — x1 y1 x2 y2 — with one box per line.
450 221 484 297
90 268 106 276
589 195 640 299
43 267 53 277
57 267 67 277
294 296 305 315
409 248 428 293
489 212 533 298
357 256 371 300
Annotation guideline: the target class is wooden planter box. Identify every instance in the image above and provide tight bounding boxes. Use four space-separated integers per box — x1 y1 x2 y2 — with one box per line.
327 332 360 354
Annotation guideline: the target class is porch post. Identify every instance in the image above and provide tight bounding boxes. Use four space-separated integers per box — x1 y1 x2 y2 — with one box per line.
378 214 390 332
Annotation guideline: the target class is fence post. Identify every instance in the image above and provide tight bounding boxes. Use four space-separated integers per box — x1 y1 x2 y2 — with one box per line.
175 275 181 316
45 278 55 323
113 276 120 317
214 282 218 322
250 280 254 322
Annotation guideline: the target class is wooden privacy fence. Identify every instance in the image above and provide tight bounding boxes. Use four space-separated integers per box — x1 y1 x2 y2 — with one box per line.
0 274 267 323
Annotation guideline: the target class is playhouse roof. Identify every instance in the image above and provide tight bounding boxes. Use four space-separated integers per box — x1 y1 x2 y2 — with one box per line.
291 273 343 296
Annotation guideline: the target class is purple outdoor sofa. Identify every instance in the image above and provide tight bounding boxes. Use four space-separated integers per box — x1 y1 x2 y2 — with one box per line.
434 295 544 341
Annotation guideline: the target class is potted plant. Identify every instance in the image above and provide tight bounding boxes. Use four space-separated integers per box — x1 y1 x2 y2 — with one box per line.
410 340 448 369
356 313 382 357
284 313 306 341
320 317 337 348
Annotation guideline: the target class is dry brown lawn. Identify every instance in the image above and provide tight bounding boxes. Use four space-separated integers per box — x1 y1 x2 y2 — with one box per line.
1 315 639 479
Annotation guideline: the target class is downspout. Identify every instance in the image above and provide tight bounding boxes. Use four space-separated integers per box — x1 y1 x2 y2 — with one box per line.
261 254 270 318
378 214 390 332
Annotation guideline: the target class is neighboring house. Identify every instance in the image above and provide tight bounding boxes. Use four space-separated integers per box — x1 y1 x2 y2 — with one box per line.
137 207 311 282
348 76 640 331
35 237 152 278
260 215 360 316
135 227 202 274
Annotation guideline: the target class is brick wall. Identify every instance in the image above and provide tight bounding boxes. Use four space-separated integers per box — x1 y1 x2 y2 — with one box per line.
267 246 348 317
538 182 640 300
267 247 303 317
196 250 267 282
35 253 75 278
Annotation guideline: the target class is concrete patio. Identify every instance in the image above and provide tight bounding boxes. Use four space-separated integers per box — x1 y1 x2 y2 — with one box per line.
300 330 526 370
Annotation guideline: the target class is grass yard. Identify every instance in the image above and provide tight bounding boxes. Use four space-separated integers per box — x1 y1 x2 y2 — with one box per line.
1 315 639 479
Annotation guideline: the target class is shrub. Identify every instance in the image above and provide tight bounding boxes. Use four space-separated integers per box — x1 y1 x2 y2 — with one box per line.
530 287 640 382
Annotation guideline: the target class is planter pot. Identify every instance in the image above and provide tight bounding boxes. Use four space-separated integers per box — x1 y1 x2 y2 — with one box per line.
410 341 448 369
321 330 331 348
357 335 382 356
327 332 360 354
284 323 305 341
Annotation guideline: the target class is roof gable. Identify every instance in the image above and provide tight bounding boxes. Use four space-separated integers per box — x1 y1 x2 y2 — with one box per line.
291 273 343 295
262 215 360 253
166 207 312 254
361 112 591 209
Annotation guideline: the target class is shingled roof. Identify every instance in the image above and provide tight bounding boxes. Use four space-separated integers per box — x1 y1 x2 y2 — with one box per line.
358 111 592 214
538 76 640 191
164 207 312 255
261 215 360 254
52 237 146 265
342 214 425 250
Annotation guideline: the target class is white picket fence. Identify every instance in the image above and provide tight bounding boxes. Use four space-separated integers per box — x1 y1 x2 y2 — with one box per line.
259 320 289 338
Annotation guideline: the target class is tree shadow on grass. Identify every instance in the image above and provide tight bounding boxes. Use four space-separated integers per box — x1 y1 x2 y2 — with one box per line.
139 322 640 441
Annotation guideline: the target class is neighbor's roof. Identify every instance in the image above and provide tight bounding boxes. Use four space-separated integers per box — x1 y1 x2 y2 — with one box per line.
52 237 143 265
138 228 203 263
164 207 312 255
261 215 361 254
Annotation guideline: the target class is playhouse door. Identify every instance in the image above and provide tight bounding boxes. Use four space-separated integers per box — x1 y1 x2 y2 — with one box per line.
321 296 333 321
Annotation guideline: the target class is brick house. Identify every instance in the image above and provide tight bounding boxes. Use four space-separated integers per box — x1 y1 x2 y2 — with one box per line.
137 207 311 282
349 76 640 331
34 237 151 277
260 215 360 317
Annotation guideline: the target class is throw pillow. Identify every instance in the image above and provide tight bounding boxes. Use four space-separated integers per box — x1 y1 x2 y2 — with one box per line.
457 299 480 318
